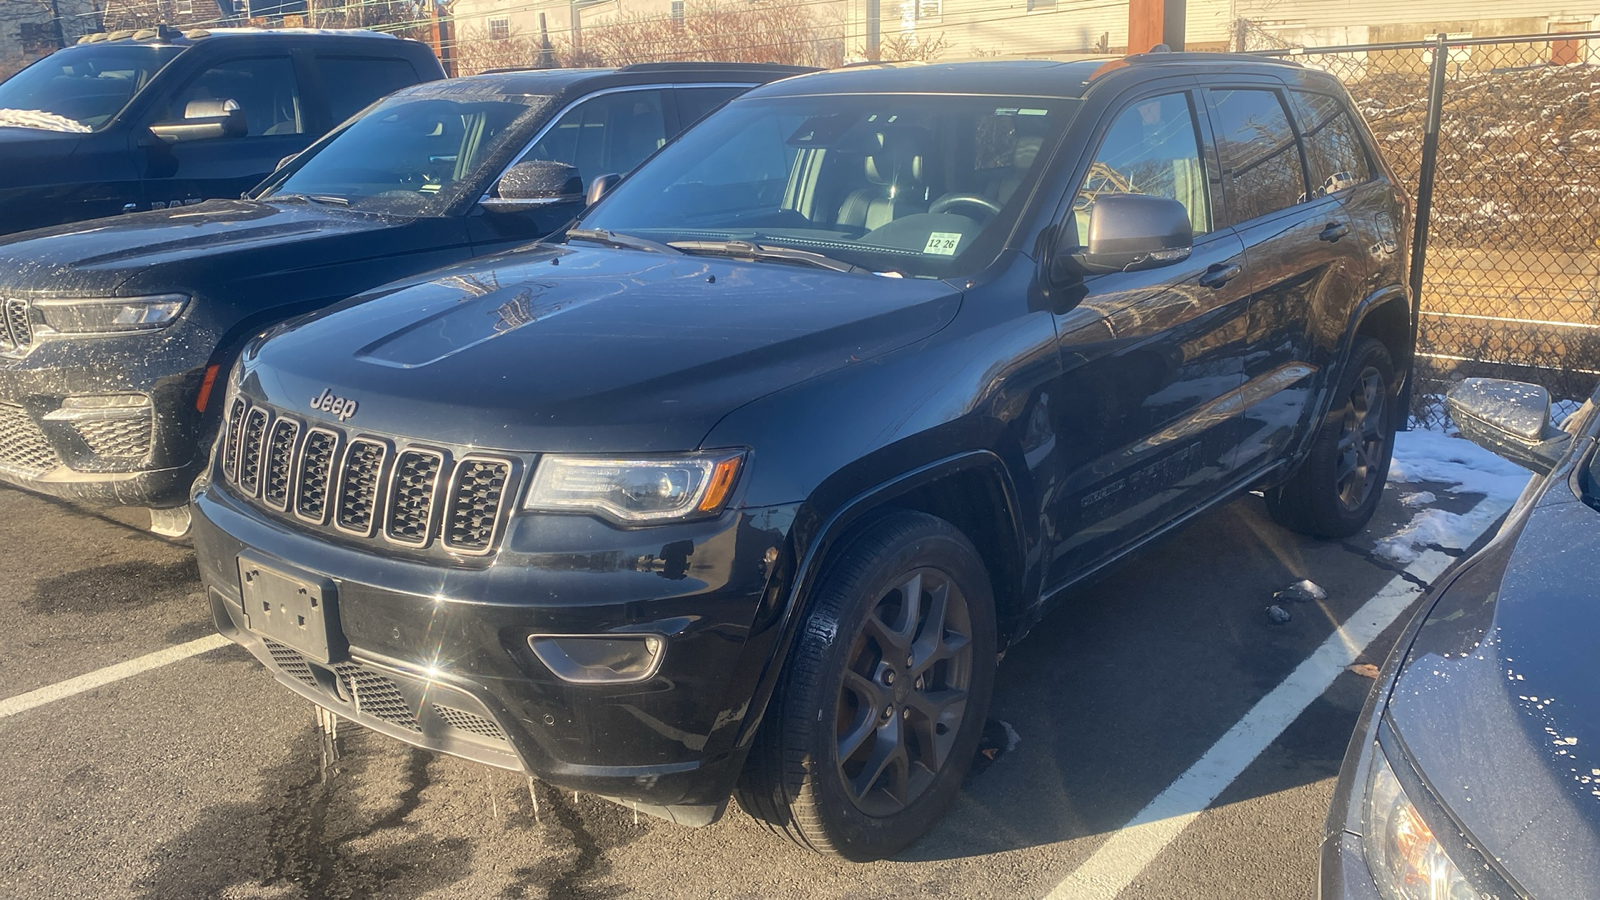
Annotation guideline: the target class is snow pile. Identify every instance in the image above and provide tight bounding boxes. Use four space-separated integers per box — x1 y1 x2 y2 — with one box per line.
1376 430 1534 563
0 109 91 133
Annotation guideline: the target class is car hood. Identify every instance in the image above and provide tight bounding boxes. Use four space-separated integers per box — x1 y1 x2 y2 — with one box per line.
0 200 404 296
238 244 963 453
1388 483 1600 897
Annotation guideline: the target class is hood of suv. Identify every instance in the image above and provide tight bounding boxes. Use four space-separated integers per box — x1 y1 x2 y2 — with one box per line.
0 199 409 297
1386 487 1600 898
239 244 963 453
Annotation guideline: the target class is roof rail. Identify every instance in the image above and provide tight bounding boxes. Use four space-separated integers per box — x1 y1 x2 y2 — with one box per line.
615 61 814 73
1122 49 1302 67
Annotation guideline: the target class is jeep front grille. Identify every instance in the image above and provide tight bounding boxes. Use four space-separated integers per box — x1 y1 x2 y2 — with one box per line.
222 398 518 555
1 299 33 353
0 403 56 475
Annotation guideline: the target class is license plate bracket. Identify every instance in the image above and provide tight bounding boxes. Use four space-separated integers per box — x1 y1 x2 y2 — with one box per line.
238 553 344 664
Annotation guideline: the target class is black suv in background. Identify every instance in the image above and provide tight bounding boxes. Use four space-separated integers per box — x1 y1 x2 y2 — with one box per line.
0 27 443 235
0 63 802 526
195 55 1412 859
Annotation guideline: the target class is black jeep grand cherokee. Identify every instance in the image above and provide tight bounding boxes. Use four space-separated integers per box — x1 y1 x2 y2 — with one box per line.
194 55 1412 859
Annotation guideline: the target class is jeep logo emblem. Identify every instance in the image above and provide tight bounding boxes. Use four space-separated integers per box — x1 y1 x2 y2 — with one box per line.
310 388 359 422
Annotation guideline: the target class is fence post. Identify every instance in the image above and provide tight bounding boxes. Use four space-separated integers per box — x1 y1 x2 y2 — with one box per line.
1403 33 1448 429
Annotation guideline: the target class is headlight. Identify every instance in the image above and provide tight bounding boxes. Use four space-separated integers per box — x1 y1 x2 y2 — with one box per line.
525 451 744 523
32 294 188 335
1362 743 1486 900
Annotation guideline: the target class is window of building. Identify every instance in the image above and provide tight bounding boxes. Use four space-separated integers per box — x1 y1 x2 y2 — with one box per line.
489 18 510 40
916 0 941 20
1026 0 1055 12
671 0 685 29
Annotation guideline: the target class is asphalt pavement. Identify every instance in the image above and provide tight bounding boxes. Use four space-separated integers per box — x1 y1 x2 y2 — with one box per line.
0 473 1506 900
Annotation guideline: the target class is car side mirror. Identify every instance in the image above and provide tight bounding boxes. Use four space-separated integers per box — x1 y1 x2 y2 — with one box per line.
1445 377 1571 475
586 172 622 206
483 160 584 211
1051 193 1193 280
150 99 247 143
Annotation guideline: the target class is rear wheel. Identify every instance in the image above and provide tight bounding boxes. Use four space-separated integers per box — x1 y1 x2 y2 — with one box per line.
737 510 996 860
1265 337 1397 538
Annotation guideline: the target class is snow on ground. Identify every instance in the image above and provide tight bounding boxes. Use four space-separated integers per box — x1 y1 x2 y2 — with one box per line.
1376 430 1535 563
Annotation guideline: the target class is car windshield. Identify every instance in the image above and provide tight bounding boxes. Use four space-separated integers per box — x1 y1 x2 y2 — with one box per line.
0 44 182 132
578 93 1079 279
259 89 553 216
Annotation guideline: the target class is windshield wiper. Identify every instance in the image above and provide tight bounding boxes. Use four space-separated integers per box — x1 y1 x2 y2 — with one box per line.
270 192 350 207
667 239 868 274
566 228 681 255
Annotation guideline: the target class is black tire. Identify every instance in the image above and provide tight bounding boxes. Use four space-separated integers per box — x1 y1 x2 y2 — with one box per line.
737 510 997 860
1265 337 1397 538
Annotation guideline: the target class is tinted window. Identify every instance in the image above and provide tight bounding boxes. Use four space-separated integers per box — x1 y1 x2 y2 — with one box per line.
1209 88 1304 222
1289 90 1372 198
320 57 418 124
516 90 667 190
1076 92 1210 239
0 44 182 131
162 56 303 138
677 86 745 126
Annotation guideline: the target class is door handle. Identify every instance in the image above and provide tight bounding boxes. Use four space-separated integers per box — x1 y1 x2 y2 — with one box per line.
1199 262 1242 289
1319 222 1350 242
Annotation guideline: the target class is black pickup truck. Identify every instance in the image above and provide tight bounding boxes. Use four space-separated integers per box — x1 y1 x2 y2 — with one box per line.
0 26 443 235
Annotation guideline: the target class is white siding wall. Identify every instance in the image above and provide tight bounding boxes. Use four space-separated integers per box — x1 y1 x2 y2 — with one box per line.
1233 0 1600 30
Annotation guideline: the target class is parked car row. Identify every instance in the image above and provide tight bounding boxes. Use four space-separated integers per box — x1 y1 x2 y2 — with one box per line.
1 34 1590 886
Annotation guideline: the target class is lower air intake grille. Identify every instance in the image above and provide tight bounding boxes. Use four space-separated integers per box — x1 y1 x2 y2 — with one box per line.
263 639 321 689
261 418 300 510
0 403 55 475
334 663 421 731
335 439 386 534
433 704 506 740
443 458 511 554
76 414 152 460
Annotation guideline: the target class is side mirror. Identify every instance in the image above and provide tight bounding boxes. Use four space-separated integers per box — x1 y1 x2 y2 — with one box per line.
150 99 247 143
586 172 622 206
1052 193 1193 280
1445 377 1571 475
483 160 583 211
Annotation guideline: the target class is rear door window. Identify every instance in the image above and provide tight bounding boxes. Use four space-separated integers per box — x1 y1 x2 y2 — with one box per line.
319 56 418 124
1288 90 1373 198
1207 88 1305 223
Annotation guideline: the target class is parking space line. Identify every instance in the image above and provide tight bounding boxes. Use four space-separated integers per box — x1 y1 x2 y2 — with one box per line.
1045 546 1464 900
0 634 231 720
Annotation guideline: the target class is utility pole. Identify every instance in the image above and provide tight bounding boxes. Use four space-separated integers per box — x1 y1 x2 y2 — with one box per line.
1128 0 1184 53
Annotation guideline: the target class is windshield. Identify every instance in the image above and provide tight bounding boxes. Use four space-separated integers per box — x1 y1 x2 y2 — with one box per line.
578 93 1078 279
260 91 553 216
0 44 182 132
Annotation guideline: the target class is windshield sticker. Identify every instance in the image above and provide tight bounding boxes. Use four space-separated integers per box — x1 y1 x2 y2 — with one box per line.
924 232 963 256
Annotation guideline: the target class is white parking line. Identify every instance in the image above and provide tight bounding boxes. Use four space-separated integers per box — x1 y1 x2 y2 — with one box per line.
1045 547 1462 900
0 634 232 720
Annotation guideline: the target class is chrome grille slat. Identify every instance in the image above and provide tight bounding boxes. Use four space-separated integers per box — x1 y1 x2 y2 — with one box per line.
334 438 387 536
443 457 512 555
222 399 517 555
262 418 301 510
294 428 339 523
384 449 444 547
237 407 270 496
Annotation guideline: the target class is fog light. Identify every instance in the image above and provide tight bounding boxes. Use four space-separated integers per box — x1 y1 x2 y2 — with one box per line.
528 634 665 684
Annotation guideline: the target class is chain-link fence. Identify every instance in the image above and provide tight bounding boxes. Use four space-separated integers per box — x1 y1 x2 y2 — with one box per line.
1263 32 1600 428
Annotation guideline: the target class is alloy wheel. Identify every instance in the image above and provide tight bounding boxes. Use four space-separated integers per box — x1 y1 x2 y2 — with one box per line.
1335 366 1388 512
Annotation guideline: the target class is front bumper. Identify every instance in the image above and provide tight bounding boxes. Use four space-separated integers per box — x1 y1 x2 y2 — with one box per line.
194 482 798 824
0 330 213 507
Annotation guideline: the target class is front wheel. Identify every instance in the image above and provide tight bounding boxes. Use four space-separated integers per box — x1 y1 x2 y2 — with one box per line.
1265 337 1398 538
737 510 997 860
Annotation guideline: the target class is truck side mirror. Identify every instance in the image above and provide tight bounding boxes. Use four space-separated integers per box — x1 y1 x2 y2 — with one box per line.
1052 193 1193 280
586 172 622 206
1446 378 1571 475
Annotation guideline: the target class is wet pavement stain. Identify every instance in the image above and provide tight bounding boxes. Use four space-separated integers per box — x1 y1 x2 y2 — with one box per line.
23 558 200 614
135 729 472 900
499 781 642 900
